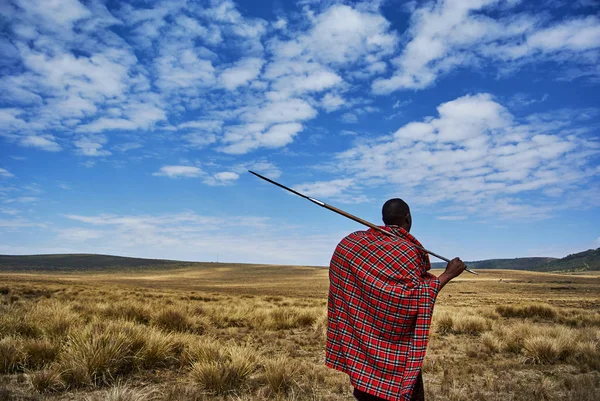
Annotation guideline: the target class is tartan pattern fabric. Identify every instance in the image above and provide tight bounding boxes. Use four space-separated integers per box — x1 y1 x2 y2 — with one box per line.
326 225 440 401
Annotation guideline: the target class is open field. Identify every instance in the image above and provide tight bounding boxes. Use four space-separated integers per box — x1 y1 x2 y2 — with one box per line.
1 265 599 400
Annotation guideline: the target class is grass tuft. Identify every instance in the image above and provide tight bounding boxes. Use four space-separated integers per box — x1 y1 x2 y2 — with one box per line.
0 337 25 374
263 355 299 396
22 338 61 369
451 315 490 335
496 303 557 320
154 309 191 332
103 303 152 325
28 368 65 393
189 345 257 395
59 325 135 387
523 336 565 364
134 329 178 369
435 313 454 335
481 332 503 353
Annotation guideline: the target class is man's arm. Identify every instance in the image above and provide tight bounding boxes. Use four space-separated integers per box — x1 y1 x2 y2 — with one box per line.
437 257 467 290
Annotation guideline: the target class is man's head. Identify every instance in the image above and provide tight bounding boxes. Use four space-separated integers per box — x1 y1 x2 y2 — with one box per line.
382 198 411 232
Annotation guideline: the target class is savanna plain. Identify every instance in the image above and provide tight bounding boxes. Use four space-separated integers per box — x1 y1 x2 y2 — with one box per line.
1 263 598 401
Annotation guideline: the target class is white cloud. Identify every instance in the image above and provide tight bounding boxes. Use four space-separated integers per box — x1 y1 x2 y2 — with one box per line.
74 136 111 157
214 172 239 181
0 218 46 229
156 50 216 95
261 123 303 148
153 165 203 178
235 161 282 179
336 93 600 218
58 210 338 265
278 4 397 66
20 135 61 152
243 98 317 125
0 168 14 178
437 215 467 221
393 99 412 109
273 18 287 30
321 93 346 112
3 197 38 204
373 1 600 93
489 16 600 60
58 227 105 241
265 60 342 96
294 178 355 198
16 0 92 30
114 142 143 152
1 0 598 161
341 113 358 123
76 118 136 133
220 57 264 90
183 133 218 148
220 122 304 154
177 119 222 148
178 120 223 131
203 171 240 186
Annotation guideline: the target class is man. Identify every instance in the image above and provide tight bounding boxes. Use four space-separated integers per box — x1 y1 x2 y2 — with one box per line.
326 198 467 401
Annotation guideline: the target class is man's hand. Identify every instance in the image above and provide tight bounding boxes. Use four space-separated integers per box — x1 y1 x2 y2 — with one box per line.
438 257 467 289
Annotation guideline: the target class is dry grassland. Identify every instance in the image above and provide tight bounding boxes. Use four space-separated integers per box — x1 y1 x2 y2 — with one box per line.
0 265 598 401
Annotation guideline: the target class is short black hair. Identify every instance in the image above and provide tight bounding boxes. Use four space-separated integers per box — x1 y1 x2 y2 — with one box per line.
382 198 410 226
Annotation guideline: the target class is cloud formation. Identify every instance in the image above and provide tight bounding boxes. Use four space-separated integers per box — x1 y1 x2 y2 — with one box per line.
372 0 600 93
0 0 400 157
0 0 598 227
153 165 203 178
56 211 339 264
334 93 599 218
0 169 14 178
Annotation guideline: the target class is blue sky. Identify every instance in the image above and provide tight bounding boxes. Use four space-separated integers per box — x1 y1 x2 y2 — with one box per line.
1 0 599 266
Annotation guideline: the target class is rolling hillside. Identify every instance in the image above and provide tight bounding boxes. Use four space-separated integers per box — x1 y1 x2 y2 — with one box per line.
0 254 196 271
430 248 600 272
531 248 600 272
1 247 599 272
430 257 557 270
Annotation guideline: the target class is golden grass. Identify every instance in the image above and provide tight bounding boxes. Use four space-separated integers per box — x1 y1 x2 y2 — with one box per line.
28 368 65 393
59 323 136 387
263 355 300 396
496 303 558 319
0 267 598 400
189 344 258 395
0 336 25 374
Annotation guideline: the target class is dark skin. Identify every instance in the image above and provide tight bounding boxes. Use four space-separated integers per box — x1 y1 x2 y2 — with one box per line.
388 212 467 290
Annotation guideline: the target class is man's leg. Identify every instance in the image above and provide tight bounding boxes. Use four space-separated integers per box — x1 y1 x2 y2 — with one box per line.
353 388 388 401
410 371 425 401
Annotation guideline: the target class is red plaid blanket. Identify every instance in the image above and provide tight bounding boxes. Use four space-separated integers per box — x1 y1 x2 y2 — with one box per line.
326 226 440 401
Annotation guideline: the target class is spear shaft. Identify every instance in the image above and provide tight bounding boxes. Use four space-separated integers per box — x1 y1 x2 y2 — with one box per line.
249 170 477 275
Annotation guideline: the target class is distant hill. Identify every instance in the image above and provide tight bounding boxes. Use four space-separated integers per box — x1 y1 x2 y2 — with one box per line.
2 247 599 273
431 257 556 270
0 254 197 271
431 248 600 272
531 248 600 272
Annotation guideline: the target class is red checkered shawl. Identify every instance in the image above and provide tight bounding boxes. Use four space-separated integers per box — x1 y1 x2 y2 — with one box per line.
326 226 440 401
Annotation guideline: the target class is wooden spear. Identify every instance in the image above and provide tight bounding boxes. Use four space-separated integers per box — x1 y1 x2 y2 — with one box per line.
249 170 477 275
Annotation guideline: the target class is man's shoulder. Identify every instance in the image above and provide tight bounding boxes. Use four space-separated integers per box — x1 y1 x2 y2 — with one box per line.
340 230 372 244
